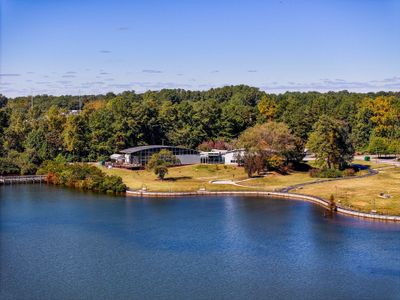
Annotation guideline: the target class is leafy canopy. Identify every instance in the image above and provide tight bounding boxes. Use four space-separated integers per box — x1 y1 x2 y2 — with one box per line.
147 149 181 180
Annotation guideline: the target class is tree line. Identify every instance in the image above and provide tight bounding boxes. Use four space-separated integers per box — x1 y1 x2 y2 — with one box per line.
0 86 399 175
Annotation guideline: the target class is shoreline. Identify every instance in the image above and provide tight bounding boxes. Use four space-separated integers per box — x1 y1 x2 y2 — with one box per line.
126 189 400 222
2 173 399 222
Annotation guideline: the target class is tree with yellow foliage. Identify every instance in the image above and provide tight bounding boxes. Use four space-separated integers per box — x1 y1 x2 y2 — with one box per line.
257 95 277 121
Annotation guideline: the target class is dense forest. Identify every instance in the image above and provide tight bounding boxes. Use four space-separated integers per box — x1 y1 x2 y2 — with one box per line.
0 85 399 175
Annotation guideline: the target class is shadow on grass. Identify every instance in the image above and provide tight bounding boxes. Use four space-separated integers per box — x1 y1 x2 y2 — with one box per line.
163 176 193 182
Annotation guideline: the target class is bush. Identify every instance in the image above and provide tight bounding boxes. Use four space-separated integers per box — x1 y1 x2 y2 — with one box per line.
309 168 343 178
37 161 126 193
0 158 20 175
342 168 356 177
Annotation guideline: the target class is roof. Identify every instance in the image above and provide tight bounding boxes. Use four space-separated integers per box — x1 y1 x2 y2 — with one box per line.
224 148 246 154
119 145 198 154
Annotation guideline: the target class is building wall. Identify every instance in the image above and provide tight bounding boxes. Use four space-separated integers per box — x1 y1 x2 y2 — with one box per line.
223 151 245 165
224 152 236 165
176 154 201 165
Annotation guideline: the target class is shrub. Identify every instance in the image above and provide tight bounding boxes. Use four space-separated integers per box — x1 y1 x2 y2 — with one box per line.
342 168 356 177
0 158 20 175
309 168 343 178
37 161 126 193
309 168 320 178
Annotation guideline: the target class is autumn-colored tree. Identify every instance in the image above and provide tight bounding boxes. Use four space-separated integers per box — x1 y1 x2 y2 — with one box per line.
237 121 299 177
368 96 400 139
257 95 277 121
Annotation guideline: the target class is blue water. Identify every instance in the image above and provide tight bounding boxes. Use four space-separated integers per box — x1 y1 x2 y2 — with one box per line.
1 185 400 300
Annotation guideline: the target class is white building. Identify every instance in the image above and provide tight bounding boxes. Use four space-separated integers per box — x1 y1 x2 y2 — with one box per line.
223 149 246 165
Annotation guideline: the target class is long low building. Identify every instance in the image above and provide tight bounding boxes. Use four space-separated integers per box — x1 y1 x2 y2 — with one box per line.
115 145 201 167
111 145 245 168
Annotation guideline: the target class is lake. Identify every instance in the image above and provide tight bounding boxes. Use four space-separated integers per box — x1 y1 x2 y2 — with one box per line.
1 185 399 300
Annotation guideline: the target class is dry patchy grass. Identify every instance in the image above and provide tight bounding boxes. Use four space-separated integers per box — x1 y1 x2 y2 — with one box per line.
99 164 314 192
99 164 249 192
99 162 400 215
294 166 400 215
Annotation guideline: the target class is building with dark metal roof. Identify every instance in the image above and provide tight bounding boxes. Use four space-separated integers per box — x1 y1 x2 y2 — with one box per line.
114 145 200 167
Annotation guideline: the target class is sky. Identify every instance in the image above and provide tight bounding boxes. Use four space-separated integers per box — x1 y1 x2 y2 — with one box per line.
1 0 400 97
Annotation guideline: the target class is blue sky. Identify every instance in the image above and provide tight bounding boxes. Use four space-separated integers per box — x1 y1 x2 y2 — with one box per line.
1 0 400 97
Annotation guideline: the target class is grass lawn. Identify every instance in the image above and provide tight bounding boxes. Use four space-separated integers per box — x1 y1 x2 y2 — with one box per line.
99 161 400 216
99 164 248 192
294 165 400 216
235 172 318 190
98 164 313 192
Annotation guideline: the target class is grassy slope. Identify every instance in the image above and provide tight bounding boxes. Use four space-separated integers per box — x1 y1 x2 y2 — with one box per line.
294 164 400 216
99 161 400 215
99 164 311 192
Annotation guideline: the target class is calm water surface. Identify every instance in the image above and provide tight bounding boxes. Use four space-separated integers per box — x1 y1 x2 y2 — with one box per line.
1 185 400 300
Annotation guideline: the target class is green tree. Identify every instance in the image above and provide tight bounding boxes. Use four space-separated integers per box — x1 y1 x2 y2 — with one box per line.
0 94 7 108
352 98 374 151
368 135 389 157
63 114 89 161
307 115 354 169
147 149 180 180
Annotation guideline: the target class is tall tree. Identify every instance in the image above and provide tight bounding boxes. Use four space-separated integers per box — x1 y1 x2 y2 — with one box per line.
63 114 89 160
307 115 354 169
257 95 277 121
237 121 299 177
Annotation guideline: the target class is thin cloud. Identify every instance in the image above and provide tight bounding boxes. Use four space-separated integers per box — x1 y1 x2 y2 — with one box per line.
0 73 20 77
99 72 109 75
99 50 112 54
131 81 192 90
261 78 381 91
116 26 130 31
211 70 219 73
82 81 105 85
62 75 76 78
142 69 163 74
65 71 77 74
248 70 258 73
107 83 132 89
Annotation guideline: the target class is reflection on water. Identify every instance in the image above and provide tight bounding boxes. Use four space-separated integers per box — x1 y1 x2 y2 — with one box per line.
1 185 400 300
